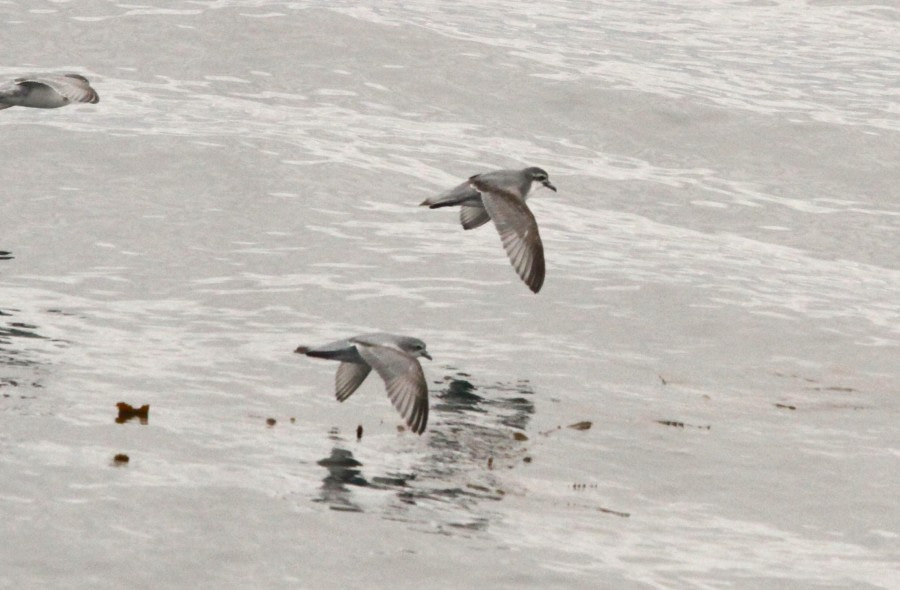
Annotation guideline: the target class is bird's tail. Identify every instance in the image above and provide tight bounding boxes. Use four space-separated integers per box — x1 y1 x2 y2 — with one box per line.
295 346 342 360
419 195 466 209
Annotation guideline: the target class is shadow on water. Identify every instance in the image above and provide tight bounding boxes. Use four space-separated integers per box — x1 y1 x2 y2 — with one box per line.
0 310 49 398
1 252 36 367
1 251 59 396
314 372 536 532
0 313 47 368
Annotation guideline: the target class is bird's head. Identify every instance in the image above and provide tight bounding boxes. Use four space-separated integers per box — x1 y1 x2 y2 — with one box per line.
401 337 432 360
525 167 557 192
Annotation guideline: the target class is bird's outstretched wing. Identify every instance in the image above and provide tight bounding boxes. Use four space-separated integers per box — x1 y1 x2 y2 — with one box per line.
460 204 491 230
335 361 372 402
471 179 545 293
353 341 428 434
22 75 99 104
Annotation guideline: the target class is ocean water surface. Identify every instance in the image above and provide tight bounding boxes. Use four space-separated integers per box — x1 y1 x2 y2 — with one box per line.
1 1 898 588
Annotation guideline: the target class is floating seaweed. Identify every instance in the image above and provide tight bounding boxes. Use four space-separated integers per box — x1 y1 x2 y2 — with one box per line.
116 402 149 424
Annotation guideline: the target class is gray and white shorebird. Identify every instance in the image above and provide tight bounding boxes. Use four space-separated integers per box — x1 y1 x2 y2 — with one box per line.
0 74 99 110
420 167 556 293
294 333 432 434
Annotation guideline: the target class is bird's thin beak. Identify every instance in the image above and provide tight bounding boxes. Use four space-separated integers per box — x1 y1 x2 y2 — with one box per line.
422 352 433 360
542 180 557 192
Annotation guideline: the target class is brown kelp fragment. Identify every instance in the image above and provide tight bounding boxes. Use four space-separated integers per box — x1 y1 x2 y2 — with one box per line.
775 403 797 410
112 453 130 465
356 425 363 441
513 432 529 441
116 402 149 424
567 421 592 431
266 418 276 427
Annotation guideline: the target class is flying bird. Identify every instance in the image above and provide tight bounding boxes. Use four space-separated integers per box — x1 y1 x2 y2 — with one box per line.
0 74 99 110
295 333 432 434
421 167 556 293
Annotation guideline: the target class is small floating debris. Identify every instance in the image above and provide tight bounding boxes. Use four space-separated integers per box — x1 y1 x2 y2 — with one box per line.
116 402 149 424
512 432 528 441
598 506 630 518
112 453 129 465
658 420 684 428
565 496 631 518
656 420 711 430
775 403 797 410
487 457 494 470
266 417 276 427
356 424 363 441
659 375 667 385
290 417 296 423
538 421 593 436
806 386 856 393
522 456 532 464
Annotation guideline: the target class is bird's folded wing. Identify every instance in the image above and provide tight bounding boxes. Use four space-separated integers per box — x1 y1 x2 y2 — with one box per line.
473 183 546 293
335 361 372 401
354 343 428 434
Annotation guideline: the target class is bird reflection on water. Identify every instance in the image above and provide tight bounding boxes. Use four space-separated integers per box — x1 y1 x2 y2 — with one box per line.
315 448 368 513
314 374 535 530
